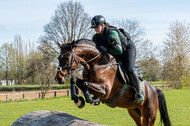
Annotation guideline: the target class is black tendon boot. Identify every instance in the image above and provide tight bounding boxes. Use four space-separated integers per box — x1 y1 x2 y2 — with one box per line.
78 82 93 104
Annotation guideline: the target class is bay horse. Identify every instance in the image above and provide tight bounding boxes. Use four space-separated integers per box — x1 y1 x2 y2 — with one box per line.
55 39 171 126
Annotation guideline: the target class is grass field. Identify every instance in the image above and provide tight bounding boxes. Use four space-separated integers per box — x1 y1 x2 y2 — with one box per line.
0 89 189 126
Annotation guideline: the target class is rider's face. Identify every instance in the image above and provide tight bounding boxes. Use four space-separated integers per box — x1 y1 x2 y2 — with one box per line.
94 25 103 34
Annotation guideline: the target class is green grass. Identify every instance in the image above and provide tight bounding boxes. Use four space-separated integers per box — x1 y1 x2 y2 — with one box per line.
162 89 190 125
0 89 190 126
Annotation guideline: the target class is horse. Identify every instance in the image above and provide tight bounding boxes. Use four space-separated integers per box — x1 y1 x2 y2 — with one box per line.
55 39 171 126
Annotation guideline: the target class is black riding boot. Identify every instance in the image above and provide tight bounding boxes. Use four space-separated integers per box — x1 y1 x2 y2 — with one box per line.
127 71 144 103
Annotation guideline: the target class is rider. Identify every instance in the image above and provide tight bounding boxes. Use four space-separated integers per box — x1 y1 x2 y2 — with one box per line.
91 15 143 103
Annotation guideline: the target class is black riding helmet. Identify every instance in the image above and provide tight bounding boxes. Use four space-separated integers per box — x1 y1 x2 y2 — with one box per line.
91 15 106 28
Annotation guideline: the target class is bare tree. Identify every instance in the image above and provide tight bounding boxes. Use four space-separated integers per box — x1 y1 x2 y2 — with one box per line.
41 1 93 55
162 21 190 88
39 1 93 80
112 18 157 61
112 19 145 42
36 40 57 98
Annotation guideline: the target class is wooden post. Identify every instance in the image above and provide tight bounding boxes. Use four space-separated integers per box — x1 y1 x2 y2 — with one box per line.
67 90 70 96
39 93 41 98
6 95 9 101
54 91 56 97
23 93 24 99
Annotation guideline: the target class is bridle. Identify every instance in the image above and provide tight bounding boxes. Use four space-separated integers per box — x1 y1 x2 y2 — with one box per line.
57 49 100 78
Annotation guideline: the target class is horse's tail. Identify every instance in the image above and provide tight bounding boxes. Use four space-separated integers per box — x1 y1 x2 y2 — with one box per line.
155 88 171 126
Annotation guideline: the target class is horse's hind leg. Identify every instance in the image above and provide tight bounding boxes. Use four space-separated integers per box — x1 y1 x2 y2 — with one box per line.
128 109 143 126
142 94 158 125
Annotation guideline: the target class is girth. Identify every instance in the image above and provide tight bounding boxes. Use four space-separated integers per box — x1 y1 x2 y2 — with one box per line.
102 84 130 108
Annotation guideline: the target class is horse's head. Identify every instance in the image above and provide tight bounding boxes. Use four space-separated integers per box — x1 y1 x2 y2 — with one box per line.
55 40 79 84
55 39 101 84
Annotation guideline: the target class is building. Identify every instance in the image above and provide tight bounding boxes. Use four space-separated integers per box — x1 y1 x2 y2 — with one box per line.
0 80 15 86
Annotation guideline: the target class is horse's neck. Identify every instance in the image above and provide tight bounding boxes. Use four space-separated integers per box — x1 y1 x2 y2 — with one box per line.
76 44 116 69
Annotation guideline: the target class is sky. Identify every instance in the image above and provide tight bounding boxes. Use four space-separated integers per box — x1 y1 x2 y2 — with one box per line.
0 0 190 47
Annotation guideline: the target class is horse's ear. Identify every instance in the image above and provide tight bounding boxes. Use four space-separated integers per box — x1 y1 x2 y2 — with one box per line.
71 40 75 49
57 41 63 48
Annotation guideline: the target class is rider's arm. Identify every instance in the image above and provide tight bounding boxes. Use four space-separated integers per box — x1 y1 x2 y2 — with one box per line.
107 30 123 55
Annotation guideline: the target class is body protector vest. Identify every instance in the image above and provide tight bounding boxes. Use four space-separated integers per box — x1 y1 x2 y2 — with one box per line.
108 26 132 51
93 25 132 51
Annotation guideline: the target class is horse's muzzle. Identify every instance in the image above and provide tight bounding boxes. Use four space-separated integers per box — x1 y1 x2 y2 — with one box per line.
55 66 67 84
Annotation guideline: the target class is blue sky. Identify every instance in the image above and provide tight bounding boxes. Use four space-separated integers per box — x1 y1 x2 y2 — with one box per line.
0 0 190 47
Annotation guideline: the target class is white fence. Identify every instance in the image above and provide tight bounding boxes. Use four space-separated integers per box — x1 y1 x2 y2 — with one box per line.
154 84 172 90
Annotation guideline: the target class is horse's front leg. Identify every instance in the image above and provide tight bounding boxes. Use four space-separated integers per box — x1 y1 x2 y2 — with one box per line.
70 77 85 108
73 77 101 105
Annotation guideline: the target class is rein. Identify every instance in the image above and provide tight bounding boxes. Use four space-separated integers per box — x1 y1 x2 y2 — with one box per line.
86 52 101 63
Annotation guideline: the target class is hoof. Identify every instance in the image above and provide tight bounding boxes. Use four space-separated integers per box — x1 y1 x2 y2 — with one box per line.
91 96 100 106
91 101 100 106
74 96 85 109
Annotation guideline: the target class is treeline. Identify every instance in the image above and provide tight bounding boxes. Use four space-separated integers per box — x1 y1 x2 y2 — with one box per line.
0 35 57 85
0 1 190 89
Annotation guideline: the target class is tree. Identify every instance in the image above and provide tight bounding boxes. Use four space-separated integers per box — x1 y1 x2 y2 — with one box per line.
0 61 2 81
40 1 93 81
162 21 190 88
13 35 26 84
26 51 41 84
41 1 93 55
35 40 57 98
0 43 13 85
137 56 162 81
